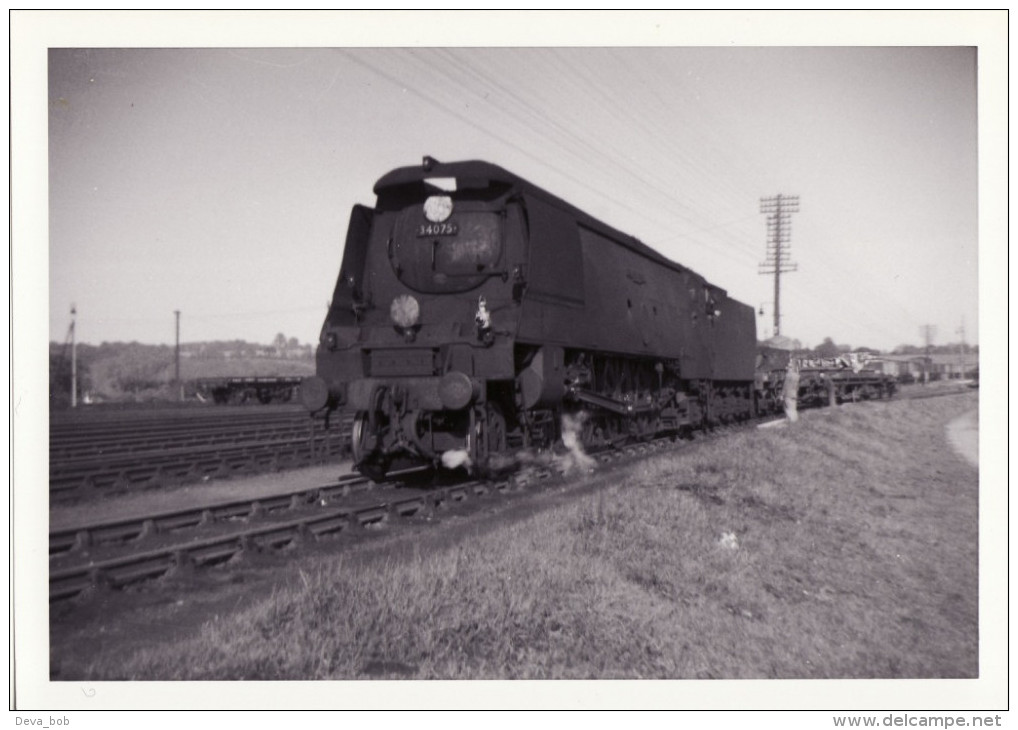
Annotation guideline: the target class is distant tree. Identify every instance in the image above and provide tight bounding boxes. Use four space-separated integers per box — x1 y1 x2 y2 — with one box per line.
49 342 99 408
932 343 971 355
287 336 300 350
893 344 922 355
49 347 73 408
814 337 840 358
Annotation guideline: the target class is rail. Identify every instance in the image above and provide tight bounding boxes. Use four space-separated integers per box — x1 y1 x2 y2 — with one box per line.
50 409 350 499
49 388 973 603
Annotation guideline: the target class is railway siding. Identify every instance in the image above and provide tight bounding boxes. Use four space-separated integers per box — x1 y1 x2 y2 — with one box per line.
49 409 350 499
48 387 972 606
47 473 522 602
47 427 723 604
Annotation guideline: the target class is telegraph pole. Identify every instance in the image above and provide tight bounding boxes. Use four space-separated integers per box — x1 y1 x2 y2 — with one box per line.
174 310 181 400
956 318 966 379
920 324 936 384
759 194 799 336
70 304 77 408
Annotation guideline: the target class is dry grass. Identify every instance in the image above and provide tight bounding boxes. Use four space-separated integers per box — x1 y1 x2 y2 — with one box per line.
83 393 979 680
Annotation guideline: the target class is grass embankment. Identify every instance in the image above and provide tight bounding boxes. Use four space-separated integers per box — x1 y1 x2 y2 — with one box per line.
91 393 979 680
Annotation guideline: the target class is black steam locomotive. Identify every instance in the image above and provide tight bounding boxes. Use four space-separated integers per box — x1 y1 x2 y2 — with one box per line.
301 157 760 480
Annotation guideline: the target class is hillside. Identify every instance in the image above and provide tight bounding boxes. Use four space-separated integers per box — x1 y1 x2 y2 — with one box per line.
49 339 315 407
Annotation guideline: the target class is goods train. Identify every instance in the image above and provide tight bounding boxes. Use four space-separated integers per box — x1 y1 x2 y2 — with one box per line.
301 157 891 480
196 376 303 405
754 347 896 414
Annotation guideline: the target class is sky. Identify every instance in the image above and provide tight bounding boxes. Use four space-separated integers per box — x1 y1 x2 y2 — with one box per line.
34 14 997 354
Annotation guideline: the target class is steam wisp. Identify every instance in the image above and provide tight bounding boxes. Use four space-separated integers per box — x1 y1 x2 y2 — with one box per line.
558 412 597 475
440 449 472 470
440 412 597 478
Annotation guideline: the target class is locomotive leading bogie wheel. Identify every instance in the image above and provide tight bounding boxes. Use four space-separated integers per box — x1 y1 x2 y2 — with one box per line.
351 412 371 465
351 413 394 482
486 403 507 455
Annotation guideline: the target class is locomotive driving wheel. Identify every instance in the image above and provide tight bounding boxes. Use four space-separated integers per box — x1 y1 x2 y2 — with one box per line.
580 413 606 450
485 402 507 455
474 402 511 474
634 414 656 442
351 413 369 465
604 415 627 448
351 412 390 482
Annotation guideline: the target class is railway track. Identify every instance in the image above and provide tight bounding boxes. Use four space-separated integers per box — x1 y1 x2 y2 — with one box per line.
48 436 686 603
48 471 516 602
49 388 971 604
49 408 350 499
51 410 315 459
49 473 375 556
48 385 958 501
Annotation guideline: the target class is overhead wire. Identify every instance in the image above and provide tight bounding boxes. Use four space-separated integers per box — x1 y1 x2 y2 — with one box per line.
355 48 799 304
543 49 771 262
554 49 924 345
352 48 759 282
338 48 930 348
336 49 644 227
464 48 764 268
419 48 721 238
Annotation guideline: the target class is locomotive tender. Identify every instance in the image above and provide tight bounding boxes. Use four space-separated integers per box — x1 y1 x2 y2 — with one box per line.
301 157 758 480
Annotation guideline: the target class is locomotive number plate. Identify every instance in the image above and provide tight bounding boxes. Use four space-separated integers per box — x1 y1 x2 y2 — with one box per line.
417 222 459 237
370 349 435 377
